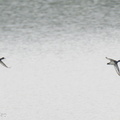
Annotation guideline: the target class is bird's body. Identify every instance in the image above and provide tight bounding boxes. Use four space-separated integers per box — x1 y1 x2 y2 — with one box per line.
0 57 8 68
106 57 120 76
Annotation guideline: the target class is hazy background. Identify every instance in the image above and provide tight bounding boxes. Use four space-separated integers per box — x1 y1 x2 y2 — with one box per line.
0 0 120 120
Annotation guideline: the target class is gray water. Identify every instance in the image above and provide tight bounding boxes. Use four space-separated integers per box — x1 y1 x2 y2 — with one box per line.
0 0 120 120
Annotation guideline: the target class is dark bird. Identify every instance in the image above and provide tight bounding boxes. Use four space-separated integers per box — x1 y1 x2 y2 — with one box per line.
106 57 120 76
0 57 9 68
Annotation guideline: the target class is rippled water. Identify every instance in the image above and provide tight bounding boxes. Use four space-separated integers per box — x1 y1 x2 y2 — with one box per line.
0 0 120 120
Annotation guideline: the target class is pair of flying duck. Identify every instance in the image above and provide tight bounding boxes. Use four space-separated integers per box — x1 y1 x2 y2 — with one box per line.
106 57 120 76
0 57 120 76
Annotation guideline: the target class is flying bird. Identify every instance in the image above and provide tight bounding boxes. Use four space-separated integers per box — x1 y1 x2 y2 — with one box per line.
0 57 9 68
106 57 120 76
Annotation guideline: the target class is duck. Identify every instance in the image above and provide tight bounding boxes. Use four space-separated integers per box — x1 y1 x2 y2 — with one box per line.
106 57 120 76
0 57 9 68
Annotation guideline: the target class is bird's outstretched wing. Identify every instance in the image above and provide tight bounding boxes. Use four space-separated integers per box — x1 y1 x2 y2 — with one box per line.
0 61 8 68
106 57 116 61
114 64 120 76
